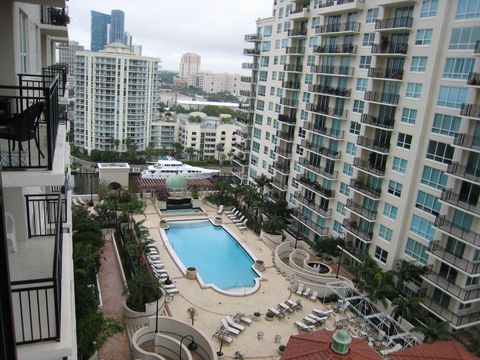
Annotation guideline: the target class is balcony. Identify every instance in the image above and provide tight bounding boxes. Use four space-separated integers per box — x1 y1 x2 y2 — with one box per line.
353 157 386 177
10 193 64 345
241 62 253 69
475 40 480 54
280 98 299 108
245 34 261 42
342 219 373 243
232 156 249 166
360 114 395 130
285 47 305 55
421 296 480 330
282 81 301 91
240 76 252 83
277 130 295 142
314 44 357 55
287 29 308 38
40 6 69 37
278 113 297 125
305 103 348 119
294 194 333 218
315 0 365 15
299 158 338 180
460 104 480 119
453 133 480 152
441 188 480 215
301 140 341 160
371 43 408 56
271 179 289 192
284 64 303 72
243 48 260 56
239 90 252 97
434 215 480 248
346 199 377 221
288 7 310 19
231 168 248 180
364 91 399 105
467 72 480 87
310 65 354 76
428 240 480 275
368 67 403 81
303 121 345 140
375 17 413 32
422 265 480 302
296 176 335 199
447 162 480 185
274 161 291 174
276 146 293 158
357 136 390 154
308 85 351 98
350 178 381 199
292 210 329 236
316 22 360 35
232 142 250 153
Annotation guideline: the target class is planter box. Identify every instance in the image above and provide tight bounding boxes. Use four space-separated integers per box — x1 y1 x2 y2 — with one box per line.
123 294 165 327
254 260 265 272
214 217 222 225
260 230 283 245
186 267 197 280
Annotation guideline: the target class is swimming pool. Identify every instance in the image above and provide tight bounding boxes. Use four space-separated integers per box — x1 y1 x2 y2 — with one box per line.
161 207 204 215
163 220 260 294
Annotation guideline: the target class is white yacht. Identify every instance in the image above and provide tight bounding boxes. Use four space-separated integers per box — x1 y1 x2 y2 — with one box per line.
140 158 220 180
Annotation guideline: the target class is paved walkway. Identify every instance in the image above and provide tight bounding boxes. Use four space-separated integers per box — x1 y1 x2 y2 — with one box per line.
98 232 131 360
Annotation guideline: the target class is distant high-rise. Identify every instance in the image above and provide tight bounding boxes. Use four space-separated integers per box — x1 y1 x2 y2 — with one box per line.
179 53 201 80
90 10 110 52
124 31 132 47
57 40 84 75
109 9 125 43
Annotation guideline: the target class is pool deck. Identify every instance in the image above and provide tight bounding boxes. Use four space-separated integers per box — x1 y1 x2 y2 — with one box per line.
135 201 341 359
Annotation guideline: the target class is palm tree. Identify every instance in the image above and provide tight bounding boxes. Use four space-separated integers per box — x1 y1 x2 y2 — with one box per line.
253 174 271 196
185 147 197 161
413 318 451 343
216 143 225 161
362 271 394 309
391 296 421 322
393 259 427 288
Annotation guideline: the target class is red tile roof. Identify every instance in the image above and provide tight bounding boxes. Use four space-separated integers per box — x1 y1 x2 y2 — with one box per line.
389 341 479 360
281 329 382 360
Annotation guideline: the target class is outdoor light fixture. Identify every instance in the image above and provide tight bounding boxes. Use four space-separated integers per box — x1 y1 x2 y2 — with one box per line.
178 335 197 360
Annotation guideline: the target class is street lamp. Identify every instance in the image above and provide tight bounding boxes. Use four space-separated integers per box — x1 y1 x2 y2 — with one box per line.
178 335 197 360
335 232 345 279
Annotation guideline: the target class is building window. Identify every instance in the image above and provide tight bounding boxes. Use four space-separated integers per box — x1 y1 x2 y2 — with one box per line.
307 55 315 66
416 190 441 216
309 36 319 48
392 157 407 174
405 238 429 264
411 57 427 72
379 225 393 242
19 10 28 73
343 163 353 176
432 114 461 137
426 140 454 164
339 182 350 196
253 128 262 139
350 121 361 135
256 100 265 111
456 0 480 19
346 142 357 156
443 58 475 80
383 203 398 220
449 27 480 50
359 56 372 69
259 71 268 82
255 114 263 125
264 25 272 37
311 17 320 29
304 74 313 85
415 29 433 45
363 33 375 46
421 166 448 190
356 78 368 91
401 108 417 124
366 8 379 23
333 220 342 234
397 133 412 149
421 0 439 17
375 246 388 264
261 41 271 52
437 86 468 109
406 83 422 99
410 214 435 241
352 100 364 113
336 202 346 215
388 180 403 197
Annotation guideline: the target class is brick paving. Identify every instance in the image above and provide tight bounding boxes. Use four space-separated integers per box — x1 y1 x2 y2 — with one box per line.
98 232 131 360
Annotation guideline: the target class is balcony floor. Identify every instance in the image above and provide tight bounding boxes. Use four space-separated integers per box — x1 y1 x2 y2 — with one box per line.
9 236 54 282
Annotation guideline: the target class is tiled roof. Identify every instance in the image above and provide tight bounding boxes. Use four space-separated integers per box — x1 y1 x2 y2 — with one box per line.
389 341 479 360
281 329 382 360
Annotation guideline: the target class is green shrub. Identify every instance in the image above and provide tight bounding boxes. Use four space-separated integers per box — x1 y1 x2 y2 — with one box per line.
126 271 162 312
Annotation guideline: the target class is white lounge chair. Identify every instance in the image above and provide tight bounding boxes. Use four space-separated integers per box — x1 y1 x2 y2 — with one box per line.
225 207 237 215
217 205 224 214
294 321 314 332
232 215 246 224
236 315 252 325
296 283 305 295
221 319 240 335
227 210 240 219
213 330 233 344
268 307 284 318
302 287 311 297
165 287 179 295
313 308 333 317
279 302 293 313
286 299 302 310
310 290 318 301
225 316 245 331
236 218 248 228
303 316 319 326
147 254 161 261
309 314 328 323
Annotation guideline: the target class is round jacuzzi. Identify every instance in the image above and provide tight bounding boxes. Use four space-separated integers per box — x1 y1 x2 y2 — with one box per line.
307 262 331 274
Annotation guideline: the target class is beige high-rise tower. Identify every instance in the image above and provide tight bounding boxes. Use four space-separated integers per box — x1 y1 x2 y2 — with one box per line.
179 52 201 80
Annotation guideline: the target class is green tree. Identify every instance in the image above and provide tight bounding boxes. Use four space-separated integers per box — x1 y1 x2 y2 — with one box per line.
185 147 197 161
206 91 239 103
392 259 427 289
363 272 394 309
126 271 162 312
253 174 271 196
312 236 340 258
145 142 159 162
350 254 381 292
391 296 421 322
413 318 451 343
262 215 286 235
216 143 225 162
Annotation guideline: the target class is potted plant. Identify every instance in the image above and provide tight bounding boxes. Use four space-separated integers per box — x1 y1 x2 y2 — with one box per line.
253 312 261 321
254 259 265 271
214 216 222 225
278 345 286 355
186 266 197 280
159 218 168 229
260 215 286 245
265 311 275 321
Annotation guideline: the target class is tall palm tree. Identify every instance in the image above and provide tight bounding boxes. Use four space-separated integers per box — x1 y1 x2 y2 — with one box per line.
393 259 427 288
253 174 271 196
413 318 451 343
362 272 394 309
391 296 421 322
185 147 196 161
216 143 225 161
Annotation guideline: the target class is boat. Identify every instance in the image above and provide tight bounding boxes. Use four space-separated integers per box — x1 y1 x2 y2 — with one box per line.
140 158 220 180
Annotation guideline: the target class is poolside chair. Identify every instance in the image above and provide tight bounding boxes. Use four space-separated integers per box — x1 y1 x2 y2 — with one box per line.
294 321 314 332
313 308 333 317
221 319 240 336
235 314 252 325
78 198 87 206
296 283 305 295
227 210 240 219
165 287 179 295
303 316 319 326
147 254 161 261
236 218 248 229
225 207 237 215
232 215 246 223
279 302 293 313
268 307 284 318
308 314 327 324
217 205 224 214
310 290 318 301
213 330 233 344
287 299 302 310
302 287 311 297
225 316 245 332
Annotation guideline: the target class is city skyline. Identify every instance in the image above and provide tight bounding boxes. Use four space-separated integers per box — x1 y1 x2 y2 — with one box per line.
68 0 272 72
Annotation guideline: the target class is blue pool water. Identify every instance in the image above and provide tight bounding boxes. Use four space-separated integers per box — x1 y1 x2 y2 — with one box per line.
165 220 259 290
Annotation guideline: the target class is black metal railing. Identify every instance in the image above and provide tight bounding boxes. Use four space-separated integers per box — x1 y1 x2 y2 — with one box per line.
441 188 479 215
278 113 297 124
296 176 335 198
375 17 413 30
301 140 341 159
371 43 408 55
294 193 333 218
360 114 395 129
299 158 338 179
460 104 480 118
350 178 381 199
308 85 351 97
288 29 308 37
421 296 480 327
0 74 61 170
316 0 358 8
245 34 261 42
273 161 290 174
314 44 357 54
346 199 377 221
310 65 354 76
276 146 293 158
271 179 288 192
357 135 391 153
475 40 480 54
317 22 360 34
467 72 480 86
434 215 480 247
342 219 373 242
303 121 345 139
40 6 69 27
284 64 303 72
240 76 252 83
282 81 301 90
364 91 399 105
286 47 305 54
423 265 480 302
306 103 348 118
239 90 251 97
43 64 68 97
428 240 480 275
243 48 259 55
277 130 295 141
447 162 480 184
11 194 63 345
25 194 67 237
353 157 386 177
292 210 330 234
368 67 403 80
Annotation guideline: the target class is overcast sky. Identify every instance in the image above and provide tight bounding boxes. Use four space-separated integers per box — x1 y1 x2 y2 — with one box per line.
68 0 272 73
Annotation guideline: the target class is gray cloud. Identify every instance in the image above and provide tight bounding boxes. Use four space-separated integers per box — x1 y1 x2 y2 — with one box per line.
68 0 272 72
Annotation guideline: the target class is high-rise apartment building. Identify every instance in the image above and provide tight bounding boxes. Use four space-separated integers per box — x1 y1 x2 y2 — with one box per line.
74 42 161 154
241 0 480 330
187 71 250 96
179 53 201 80
57 40 84 75
110 9 125 43
90 10 111 52
0 1 75 359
